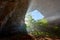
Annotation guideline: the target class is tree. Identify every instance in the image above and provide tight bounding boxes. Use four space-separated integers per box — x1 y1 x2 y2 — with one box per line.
25 14 36 34
25 13 60 37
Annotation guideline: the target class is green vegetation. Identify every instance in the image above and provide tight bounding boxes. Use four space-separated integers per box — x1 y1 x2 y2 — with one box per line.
25 14 60 37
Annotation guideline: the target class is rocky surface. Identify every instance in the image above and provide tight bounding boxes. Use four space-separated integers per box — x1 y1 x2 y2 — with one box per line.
0 0 60 40
0 0 33 40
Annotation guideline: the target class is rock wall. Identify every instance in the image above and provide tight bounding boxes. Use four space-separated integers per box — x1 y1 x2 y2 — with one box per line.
0 0 30 39
0 0 60 40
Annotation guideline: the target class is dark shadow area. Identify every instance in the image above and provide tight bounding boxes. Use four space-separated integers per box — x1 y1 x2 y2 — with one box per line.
0 19 28 38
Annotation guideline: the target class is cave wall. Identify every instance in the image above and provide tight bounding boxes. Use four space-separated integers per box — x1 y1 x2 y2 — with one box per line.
0 0 30 38
0 0 60 39
1 0 60 32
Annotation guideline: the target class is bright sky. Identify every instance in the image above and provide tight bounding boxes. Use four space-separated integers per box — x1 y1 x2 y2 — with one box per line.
30 10 44 20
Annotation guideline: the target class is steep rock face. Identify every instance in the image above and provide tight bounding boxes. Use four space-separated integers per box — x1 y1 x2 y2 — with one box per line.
0 0 18 27
0 0 30 39
0 0 29 27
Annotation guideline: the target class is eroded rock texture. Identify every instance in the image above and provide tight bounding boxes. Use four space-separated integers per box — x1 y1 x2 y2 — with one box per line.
0 0 35 40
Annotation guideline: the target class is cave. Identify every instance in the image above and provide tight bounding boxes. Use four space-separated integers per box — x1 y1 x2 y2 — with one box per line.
0 0 60 40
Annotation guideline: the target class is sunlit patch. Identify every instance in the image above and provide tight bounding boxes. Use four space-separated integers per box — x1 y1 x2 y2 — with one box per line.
25 9 60 37
25 10 44 21
29 10 44 21
25 10 45 35
25 10 44 24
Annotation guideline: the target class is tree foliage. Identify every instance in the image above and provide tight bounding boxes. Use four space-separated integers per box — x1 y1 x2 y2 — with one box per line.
25 14 60 37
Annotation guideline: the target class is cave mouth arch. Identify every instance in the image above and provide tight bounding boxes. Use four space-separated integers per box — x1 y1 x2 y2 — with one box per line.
24 9 45 36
